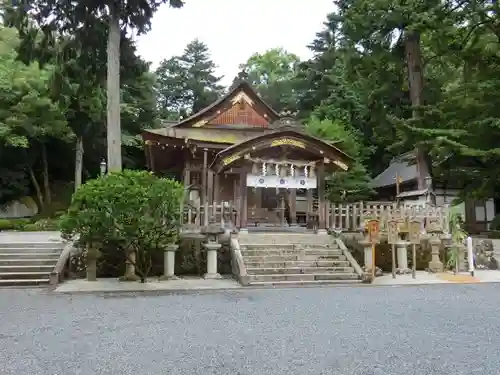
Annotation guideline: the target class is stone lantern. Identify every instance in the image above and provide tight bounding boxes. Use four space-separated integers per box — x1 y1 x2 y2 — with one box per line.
200 223 225 279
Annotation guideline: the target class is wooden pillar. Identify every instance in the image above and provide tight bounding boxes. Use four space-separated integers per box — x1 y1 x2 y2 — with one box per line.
239 170 248 229
213 172 220 203
202 149 208 226
279 191 285 226
317 161 326 231
202 149 208 204
207 169 214 205
307 189 313 221
183 161 191 188
147 141 155 172
289 189 297 225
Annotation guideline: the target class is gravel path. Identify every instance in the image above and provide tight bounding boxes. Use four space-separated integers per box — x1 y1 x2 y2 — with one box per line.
1 284 498 375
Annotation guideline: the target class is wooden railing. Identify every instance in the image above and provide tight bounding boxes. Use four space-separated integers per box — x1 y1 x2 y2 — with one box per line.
328 201 449 232
182 201 238 227
181 200 450 232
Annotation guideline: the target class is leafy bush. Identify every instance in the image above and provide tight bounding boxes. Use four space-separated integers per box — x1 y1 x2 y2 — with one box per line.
0 218 32 231
490 214 500 231
33 218 60 231
60 170 184 282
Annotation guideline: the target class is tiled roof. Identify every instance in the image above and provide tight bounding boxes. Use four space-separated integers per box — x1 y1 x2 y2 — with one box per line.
371 151 418 188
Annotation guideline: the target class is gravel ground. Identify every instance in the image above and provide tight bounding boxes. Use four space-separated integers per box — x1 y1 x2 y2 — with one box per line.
1 284 499 375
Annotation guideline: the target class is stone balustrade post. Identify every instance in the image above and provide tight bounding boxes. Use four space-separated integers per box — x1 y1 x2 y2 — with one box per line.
159 244 179 280
428 236 444 272
360 239 372 271
204 242 222 279
396 241 409 270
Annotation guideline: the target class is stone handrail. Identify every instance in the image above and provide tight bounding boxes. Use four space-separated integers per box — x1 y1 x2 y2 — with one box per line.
229 235 248 285
49 241 74 286
335 238 364 278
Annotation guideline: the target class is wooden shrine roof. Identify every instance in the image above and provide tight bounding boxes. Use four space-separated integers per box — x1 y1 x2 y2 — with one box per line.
171 81 280 128
210 120 354 174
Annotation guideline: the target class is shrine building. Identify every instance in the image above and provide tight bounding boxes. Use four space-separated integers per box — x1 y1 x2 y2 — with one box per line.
141 81 353 231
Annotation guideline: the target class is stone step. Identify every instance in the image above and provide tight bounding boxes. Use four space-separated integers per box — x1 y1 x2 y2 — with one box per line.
246 267 355 275
248 279 362 287
0 271 51 280
244 260 350 268
0 258 58 266
0 278 50 286
247 273 360 282
240 243 337 250
241 249 343 257
0 265 54 273
238 234 334 246
0 246 63 254
0 242 64 249
0 252 61 259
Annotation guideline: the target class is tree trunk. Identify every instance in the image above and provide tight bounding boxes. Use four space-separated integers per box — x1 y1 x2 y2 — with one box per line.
404 31 430 190
40 143 51 207
106 6 122 172
28 165 44 213
74 135 84 192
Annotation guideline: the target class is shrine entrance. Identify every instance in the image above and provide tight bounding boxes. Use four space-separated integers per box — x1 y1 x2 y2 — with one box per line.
209 122 353 232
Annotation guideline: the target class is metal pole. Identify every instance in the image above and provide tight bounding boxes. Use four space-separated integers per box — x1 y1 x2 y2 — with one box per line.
412 243 416 279
391 243 396 279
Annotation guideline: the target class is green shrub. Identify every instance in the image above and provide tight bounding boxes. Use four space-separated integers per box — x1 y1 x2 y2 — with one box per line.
33 218 60 231
60 170 184 282
0 218 32 231
22 223 40 231
490 214 500 231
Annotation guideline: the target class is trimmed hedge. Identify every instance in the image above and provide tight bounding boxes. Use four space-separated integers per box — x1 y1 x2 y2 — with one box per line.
0 217 60 231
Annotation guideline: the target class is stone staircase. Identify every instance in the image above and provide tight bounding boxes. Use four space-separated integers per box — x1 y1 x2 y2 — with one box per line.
0 234 64 286
238 232 362 286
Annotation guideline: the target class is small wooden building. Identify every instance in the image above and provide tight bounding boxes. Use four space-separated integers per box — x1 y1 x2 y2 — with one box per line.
371 151 497 233
142 81 353 231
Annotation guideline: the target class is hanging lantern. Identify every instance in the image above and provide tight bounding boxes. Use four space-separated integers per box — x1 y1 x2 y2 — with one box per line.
304 166 308 178
262 162 267 176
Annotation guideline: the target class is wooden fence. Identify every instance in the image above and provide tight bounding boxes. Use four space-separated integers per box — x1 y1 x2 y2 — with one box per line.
328 201 449 232
182 200 450 232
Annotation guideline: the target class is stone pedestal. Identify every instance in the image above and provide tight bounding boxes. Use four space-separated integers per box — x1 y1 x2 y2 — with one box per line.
204 242 222 279
86 258 97 281
239 228 248 234
428 237 444 272
121 250 140 281
396 241 408 270
317 229 328 235
360 240 372 270
159 244 179 281
457 244 467 272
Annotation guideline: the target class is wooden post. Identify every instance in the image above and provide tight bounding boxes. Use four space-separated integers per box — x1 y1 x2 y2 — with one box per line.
317 161 326 231
239 170 247 229
289 188 297 225
307 189 313 225
213 172 220 204
202 149 208 226
207 169 214 205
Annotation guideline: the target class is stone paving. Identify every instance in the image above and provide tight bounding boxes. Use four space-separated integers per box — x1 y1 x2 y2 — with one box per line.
2 284 500 375
53 270 500 294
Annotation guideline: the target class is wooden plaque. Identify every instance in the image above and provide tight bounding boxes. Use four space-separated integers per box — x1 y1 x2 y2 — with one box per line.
387 219 398 244
397 217 408 233
367 219 380 244
408 219 421 244
426 217 441 233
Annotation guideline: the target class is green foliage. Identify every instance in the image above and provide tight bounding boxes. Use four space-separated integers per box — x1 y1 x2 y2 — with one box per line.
0 218 31 231
60 170 184 281
239 47 300 113
306 117 374 202
156 39 224 117
490 214 500 232
447 209 468 271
